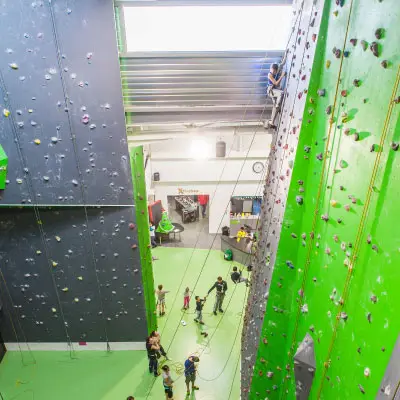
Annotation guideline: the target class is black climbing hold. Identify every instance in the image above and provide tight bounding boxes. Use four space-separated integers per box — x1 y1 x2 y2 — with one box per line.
391 142 399 151
358 384 366 394
381 60 388 69
352 133 360 141
367 312 372 323
321 214 329 222
304 146 311 153
367 235 372 244
326 105 332 115
353 79 361 87
339 186 344 191
337 218 342 224
317 89 326 97
336 0 345 6
298 180 304 185
349 38 357 46
370 144 377 152
360 40 368 51
286 261 295 269
370 42 379 57
375 28 384 40
296 196 304 205
394 96 400 104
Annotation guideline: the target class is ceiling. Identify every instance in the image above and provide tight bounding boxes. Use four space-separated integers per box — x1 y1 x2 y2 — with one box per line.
115 1 289 144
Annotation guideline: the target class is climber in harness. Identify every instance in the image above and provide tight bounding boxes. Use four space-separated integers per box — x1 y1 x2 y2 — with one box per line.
265 50 288 130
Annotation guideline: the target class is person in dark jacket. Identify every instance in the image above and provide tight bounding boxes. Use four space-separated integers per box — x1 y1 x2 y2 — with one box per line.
146 335 160 377
230 266 249 286
207 276 228 315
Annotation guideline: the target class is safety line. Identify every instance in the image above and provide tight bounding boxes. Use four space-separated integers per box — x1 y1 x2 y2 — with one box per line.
316 66 400 397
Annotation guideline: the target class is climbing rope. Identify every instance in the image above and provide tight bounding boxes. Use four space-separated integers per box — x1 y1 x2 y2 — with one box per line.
47 2 111 350
316 65 400 397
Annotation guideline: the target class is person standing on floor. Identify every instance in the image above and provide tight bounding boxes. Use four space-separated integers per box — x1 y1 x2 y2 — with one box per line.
161 365 174 399
184 356 200 395
151 331 169 360
156 284 169 316
146 335 161 377
194 296 206 325
150 222 157 248
230 266 250 287
183 287 190 310
197 194 209 218
207 276 228 315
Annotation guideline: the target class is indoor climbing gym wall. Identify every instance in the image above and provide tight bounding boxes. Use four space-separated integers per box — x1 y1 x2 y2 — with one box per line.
247 0 400 398
241 0 325 395
0 0 152 348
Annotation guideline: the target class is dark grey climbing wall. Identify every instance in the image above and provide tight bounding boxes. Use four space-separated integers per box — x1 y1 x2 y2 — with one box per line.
0 0 148 344
241 0 325 395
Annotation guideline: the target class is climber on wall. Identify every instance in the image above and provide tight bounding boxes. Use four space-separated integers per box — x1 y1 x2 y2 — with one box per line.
265 49 288 130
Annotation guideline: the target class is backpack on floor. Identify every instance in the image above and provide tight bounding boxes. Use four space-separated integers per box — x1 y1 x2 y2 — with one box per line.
224 249 233 261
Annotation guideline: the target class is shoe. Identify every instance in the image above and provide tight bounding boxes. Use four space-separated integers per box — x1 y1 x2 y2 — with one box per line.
204 333 208 337
213 311 217 315
199 321 205 325
219 309 224 313
186 391 190 396
154 373 160 377
194 319 198 323
193 386 199 391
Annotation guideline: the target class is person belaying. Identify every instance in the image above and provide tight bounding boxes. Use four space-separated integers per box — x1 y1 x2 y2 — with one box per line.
230 266 249 287
184 356 200 395
146 334 161 377
265 49 288 130
207 276 228 315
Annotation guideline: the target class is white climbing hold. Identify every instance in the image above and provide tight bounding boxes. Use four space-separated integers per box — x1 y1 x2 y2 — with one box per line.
301 304 309 313
62 287 69 292
364 367 370 377
55 236 61 242
51 308 57 313
74 298 79 302
9 63 18 70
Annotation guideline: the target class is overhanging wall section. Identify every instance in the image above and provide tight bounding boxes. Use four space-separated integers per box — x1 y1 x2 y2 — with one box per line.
0 0 149 345
249 0 400 398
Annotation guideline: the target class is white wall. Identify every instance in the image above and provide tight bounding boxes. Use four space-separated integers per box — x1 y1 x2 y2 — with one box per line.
147 133 271 233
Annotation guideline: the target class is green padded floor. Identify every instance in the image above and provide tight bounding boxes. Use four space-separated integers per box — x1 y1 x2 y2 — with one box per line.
0 247 248 400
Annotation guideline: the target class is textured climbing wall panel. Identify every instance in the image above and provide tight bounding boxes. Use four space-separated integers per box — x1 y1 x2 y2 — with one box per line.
0 207 147 342
0 0 149 345
249 0 400 398
241 0 325 396
0 0 131 205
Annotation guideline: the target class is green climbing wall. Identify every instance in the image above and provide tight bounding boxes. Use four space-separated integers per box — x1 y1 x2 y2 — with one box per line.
250 0 400 398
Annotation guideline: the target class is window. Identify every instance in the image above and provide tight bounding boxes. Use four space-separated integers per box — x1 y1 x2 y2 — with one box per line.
123 5 292 52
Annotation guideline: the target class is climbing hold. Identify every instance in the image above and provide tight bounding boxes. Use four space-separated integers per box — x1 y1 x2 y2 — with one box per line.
317 89 325 97
333 10 338 17
304 146 311 153
394 96 400 104
370 295 377 303
349 38 357 46
301 304 309 313
131 244 138 249
316 153 323 161
353 79 361 87
326 60 331 69
2 109 10 117
9 63 18 70
352 133 360 141
372 244 378 252
296 196 303 205
81 114 90 124
391 142 399 151
358 385 366 394
74 298 79 302
34 139 41 145
343 50 350 58
341 90 348 97
370 42 379 57
267 371 274 379
312 33 317 42
62 287 69 292
55 236 61 242
330 199 338 207
367 312 372 323
381 60 388 69
43 176 49 182
364 368 371 378
286 261 295 269
321 214 329 222
129 223 136 230
370 144 378 152
335 49 341 59
344 204 351 212
375 28 384 39
89 123 96 130
326 105 332 115
71 179 79 186
360 40 368 51
340 312 348 321
51 308 57 313
52 261 58 267
339 160 348 168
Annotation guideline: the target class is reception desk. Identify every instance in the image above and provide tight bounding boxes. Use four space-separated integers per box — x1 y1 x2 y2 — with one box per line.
221 235 254 266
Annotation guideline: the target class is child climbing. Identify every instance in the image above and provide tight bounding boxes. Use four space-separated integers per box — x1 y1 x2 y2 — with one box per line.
183 287 190 310
156 284 169 316
161 365 174 399
194 296 206 325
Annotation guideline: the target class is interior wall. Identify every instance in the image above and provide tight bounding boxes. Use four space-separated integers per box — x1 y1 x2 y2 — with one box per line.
250 0 400 398
146 133 271 233
0 0 148 346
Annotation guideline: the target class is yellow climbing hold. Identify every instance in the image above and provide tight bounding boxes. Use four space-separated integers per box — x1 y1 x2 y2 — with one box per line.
77 276 83 281
34 139 41 145
9 63 18 70
55 235 61 242
62 287 69 292
330 199 338 207
36 250 42 255
3 109 10 117
52 261 58 267
326 60 331 69
51 308 57 313
74 298 79 302
28 109 33 113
